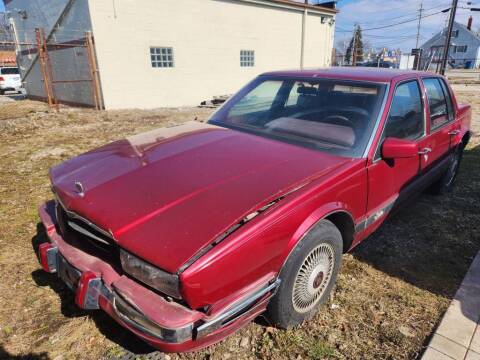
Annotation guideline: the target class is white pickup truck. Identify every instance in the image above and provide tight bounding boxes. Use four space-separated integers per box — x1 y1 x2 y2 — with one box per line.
0 67 22 95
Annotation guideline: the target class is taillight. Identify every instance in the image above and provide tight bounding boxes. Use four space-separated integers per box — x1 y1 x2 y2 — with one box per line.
0 77 4 81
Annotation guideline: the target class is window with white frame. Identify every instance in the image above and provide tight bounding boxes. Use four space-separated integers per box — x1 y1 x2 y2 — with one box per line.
451 30 459 38
150 47 174 68
454 45 468 53
240 50 255 67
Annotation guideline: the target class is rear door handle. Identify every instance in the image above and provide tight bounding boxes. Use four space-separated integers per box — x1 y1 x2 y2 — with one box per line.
418 147 432 155
448 130 460 136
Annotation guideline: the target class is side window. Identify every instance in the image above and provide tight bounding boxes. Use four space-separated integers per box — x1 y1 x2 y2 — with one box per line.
423 78 450 130
384 80 424 140
439 79 454 121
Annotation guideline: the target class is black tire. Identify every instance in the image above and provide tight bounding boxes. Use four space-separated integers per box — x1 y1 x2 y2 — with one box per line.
0 90 4 96
266 219 343 328
429 145 464 195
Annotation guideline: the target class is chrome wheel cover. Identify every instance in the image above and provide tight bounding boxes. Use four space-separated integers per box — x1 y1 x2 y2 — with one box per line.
292 243 335 313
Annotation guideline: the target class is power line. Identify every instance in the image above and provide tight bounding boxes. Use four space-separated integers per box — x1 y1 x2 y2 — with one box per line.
343 1 452 26
359 10 445 31
363 32 419 39
337 0 437 14
336 9 445 32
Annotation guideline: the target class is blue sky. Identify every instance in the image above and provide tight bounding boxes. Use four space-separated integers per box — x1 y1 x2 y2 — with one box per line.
333 0 480 52
0 2 4 12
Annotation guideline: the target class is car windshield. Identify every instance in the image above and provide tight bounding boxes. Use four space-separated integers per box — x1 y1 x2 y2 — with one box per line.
1 68 19 75
209 76 387 157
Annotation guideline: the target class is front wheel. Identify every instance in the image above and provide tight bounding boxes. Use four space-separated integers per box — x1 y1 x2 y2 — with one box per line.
266 219 343 328
429 145 464 195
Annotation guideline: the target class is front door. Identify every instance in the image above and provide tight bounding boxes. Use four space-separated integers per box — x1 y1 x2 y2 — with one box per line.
365 79 426 232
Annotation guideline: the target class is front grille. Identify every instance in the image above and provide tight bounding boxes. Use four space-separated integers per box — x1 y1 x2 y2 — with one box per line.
67 215 115 252
55 201 121 269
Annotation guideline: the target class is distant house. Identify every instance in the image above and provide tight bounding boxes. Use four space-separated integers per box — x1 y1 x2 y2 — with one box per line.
420 18 480 70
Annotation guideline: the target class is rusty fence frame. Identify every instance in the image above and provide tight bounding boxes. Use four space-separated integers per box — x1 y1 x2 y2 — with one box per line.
0 28 103 111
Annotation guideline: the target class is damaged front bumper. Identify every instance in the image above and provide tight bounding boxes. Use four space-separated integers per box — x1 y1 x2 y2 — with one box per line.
37 200 279 352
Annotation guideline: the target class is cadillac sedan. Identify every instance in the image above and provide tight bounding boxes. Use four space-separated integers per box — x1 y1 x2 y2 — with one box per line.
37 68 471 352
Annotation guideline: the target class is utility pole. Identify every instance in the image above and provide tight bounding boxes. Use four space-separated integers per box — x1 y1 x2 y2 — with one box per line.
439 0 458 75
415 2 423 49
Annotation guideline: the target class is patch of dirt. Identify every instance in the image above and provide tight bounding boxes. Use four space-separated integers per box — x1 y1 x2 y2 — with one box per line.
0 88 479 360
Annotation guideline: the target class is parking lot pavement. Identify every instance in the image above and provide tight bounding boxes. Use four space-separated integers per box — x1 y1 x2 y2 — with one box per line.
422 252 480 360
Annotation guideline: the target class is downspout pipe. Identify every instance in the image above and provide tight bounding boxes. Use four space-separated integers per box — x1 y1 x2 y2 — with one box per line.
300 4 307 69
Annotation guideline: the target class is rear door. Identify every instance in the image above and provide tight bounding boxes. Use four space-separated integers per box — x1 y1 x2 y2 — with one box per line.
420 77 457 170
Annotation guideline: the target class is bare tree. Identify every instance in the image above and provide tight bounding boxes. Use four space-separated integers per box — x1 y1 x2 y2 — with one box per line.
345 25 365 65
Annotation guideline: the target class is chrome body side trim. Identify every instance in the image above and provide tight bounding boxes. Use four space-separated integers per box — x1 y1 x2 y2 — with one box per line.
111 291 193 343
355 198 396 234
196 279 281 338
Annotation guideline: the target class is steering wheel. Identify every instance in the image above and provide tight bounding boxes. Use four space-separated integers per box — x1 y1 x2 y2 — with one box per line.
322 115 355 129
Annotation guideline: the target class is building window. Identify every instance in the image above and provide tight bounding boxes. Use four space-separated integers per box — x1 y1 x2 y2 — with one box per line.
150 47 174 68
451 30 459 38
240 50 255 67
454 45 467 53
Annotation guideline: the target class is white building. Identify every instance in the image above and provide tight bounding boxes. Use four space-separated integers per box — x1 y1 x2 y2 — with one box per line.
6 0 337 109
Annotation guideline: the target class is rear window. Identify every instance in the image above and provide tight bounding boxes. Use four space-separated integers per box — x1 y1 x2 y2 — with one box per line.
0 68 19 75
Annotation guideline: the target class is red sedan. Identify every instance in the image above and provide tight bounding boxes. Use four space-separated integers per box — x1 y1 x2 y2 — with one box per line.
37 68 471 352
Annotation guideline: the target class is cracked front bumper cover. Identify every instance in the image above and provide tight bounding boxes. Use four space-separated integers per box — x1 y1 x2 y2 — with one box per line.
37 200 277 352
37 201 205 348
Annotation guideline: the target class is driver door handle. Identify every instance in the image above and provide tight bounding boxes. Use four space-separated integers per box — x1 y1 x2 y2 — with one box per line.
418 147 432 155
448 130 460 136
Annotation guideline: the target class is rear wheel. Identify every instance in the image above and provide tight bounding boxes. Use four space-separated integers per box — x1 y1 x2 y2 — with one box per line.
267 219 342 328
429 145 464 195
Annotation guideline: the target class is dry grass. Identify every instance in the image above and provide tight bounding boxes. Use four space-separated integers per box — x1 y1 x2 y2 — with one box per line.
0 89 479 360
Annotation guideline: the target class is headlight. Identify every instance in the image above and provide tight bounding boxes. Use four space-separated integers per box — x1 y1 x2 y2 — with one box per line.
120 250 181 299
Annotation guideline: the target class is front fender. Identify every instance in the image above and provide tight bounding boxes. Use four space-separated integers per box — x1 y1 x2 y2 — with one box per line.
282 202 355 262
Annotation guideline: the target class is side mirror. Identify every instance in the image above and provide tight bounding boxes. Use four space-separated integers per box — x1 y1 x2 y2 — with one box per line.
382 137 419 159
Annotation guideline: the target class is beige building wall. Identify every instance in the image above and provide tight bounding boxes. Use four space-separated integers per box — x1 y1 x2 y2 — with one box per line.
88 0 336 109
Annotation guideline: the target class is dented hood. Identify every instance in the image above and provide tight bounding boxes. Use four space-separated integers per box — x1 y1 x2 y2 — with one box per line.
51 122 350 273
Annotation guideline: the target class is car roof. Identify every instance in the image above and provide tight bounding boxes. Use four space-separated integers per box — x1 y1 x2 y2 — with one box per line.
261 67 437 83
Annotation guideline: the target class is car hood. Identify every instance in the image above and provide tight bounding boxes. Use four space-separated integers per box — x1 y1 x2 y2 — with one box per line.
51 121 351 273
